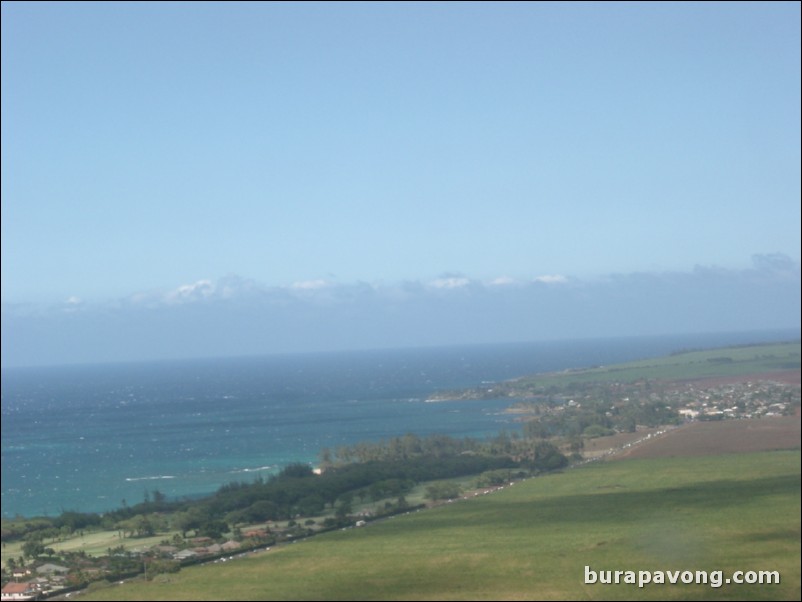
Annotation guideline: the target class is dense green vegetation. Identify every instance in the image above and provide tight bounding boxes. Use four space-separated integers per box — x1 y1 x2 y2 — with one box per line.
1 433 567 547
1 432 568 594
520 392 681 439
79 450 802 601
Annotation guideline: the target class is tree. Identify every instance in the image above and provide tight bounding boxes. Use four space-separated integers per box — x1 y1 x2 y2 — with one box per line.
135 516 155 537
619 416 637 433
523 419 551 439
117 515 156 538
528 441 568 471
173 508 209 538
296 494 325 516
424 482 462 501
335 498 353 519
198 519 228 539
582 424 614 438
22 539 45 560
319 448 333 470
280 463 314 479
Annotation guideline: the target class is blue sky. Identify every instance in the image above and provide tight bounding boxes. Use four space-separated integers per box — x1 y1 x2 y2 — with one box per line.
2 2 800 366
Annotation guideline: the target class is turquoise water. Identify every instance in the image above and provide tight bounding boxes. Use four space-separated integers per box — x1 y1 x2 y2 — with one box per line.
1 331 794 518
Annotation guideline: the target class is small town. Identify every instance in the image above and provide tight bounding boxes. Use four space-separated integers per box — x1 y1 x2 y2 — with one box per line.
1 526 294 601
668 378 799 420
503 374 800 440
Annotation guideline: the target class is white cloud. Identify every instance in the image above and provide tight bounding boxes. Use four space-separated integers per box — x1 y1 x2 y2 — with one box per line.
488 276 518 286
290 279 329 290
4 259 800 367
122 275 266 308
217 275 260 299
164 279 215 304
533 274 568 284
429 277 471 289
60 296 85 314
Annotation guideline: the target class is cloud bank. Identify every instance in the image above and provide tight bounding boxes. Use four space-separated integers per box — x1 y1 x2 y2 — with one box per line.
2 255 799 367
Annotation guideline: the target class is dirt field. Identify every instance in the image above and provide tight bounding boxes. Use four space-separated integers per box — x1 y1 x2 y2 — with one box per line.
612 415 801 460
580 427 664 459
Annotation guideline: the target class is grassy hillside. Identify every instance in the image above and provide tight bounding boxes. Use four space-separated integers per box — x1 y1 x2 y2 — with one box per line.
512 341 801 389
81 450 801 601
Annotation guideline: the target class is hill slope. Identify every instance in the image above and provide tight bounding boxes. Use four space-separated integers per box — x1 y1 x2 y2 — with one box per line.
82 450 801 601
428 341 800 400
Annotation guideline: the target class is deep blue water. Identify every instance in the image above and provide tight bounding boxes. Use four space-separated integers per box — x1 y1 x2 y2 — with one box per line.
1 330 795 518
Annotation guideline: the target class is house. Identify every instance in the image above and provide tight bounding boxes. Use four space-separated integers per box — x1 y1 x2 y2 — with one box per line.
1 582 39 602
153 545 178 557
191 536 213 545
221 540 241 552
10 568 31 580
173 549 199 561
35 563 69 575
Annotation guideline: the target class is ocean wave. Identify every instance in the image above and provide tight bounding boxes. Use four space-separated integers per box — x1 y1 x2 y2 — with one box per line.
124 475 176 482
229 465 275 474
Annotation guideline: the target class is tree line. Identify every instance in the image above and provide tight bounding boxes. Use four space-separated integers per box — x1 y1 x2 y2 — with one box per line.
2 430 568 547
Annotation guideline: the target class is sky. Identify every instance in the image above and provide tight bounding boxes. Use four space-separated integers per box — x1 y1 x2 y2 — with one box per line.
1 2 800 367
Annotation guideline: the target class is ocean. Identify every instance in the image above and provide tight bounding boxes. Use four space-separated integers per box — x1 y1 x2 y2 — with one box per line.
1 330 795 518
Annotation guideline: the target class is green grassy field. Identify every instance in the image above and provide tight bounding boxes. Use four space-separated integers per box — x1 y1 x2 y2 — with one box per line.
80 450 801 601
513 341 801 388
0 531 179 568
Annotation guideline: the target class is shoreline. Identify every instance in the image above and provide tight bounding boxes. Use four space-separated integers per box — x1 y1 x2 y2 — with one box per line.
4 337 799 519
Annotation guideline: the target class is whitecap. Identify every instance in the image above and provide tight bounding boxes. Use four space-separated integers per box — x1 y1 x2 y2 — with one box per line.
229 465 274 474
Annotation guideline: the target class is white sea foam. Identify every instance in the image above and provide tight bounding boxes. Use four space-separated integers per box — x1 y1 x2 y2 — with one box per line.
125 475 176 482
229 465 274 474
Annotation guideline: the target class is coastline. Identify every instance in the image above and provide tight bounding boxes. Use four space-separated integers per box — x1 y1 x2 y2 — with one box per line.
3 333 799 519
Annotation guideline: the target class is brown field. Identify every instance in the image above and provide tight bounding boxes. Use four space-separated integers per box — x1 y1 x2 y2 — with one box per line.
579 427 664 458
613 415 801 460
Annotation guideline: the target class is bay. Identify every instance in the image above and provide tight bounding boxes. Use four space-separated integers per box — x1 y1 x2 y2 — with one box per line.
1 330 794 518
